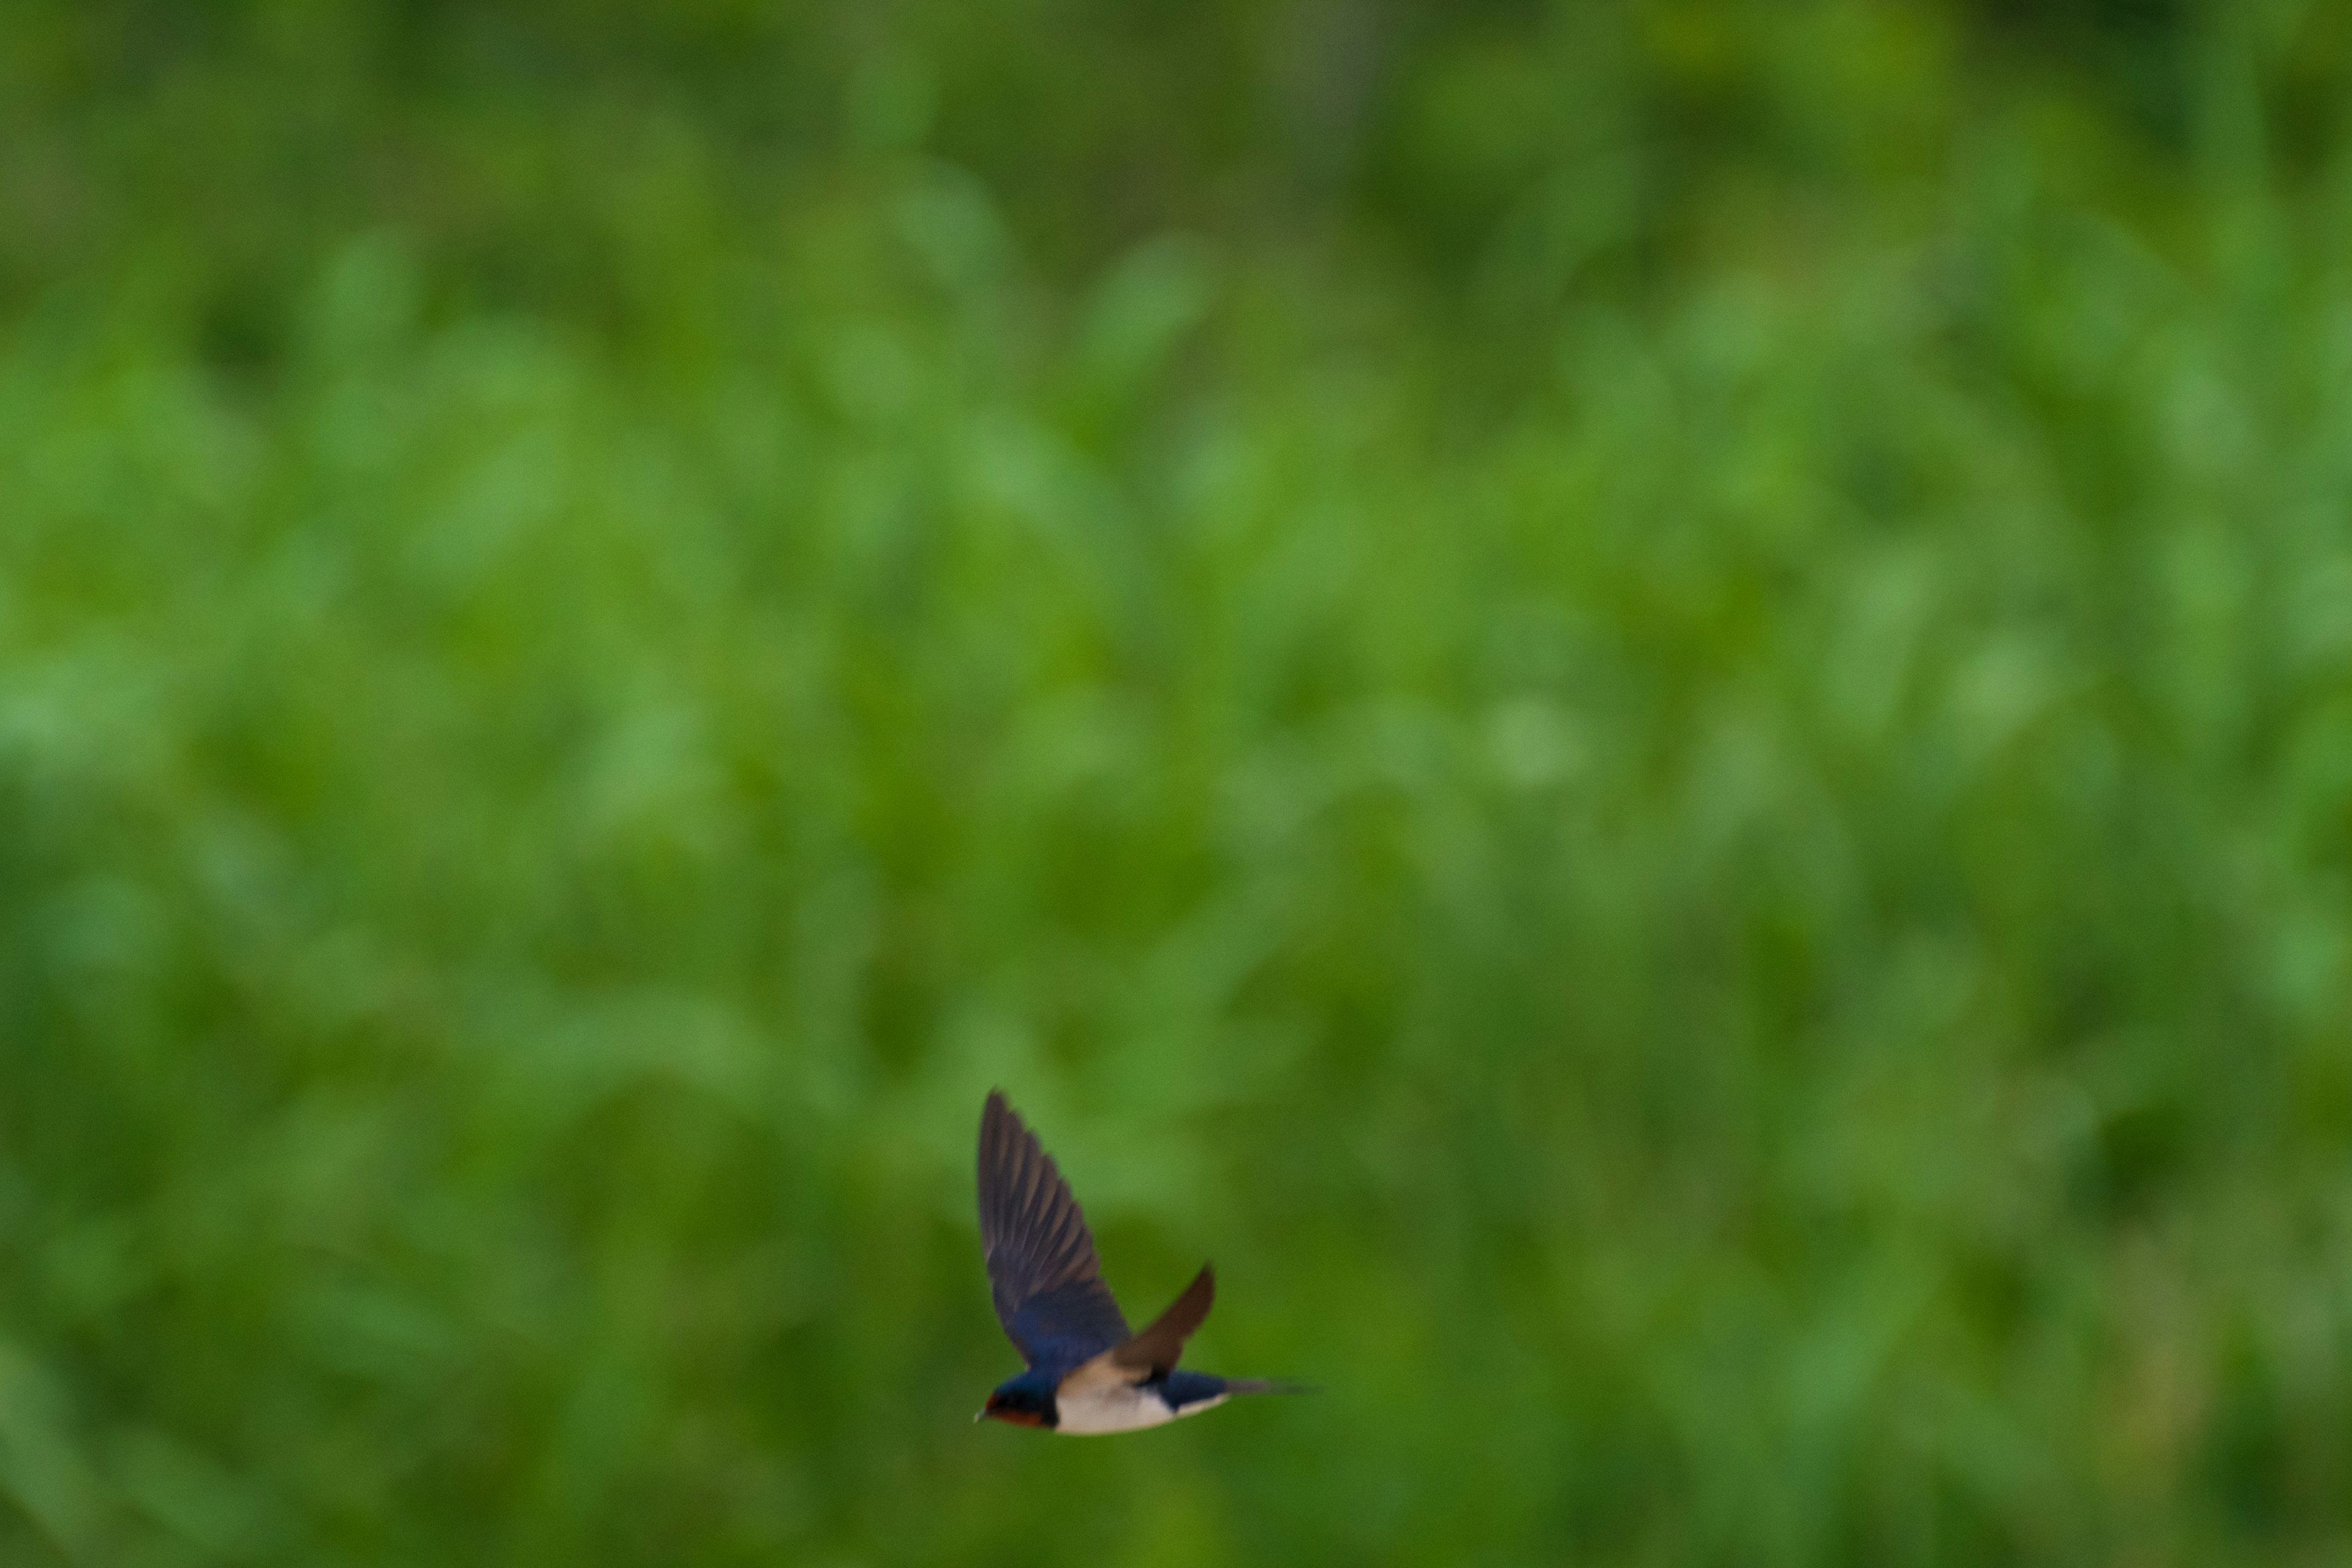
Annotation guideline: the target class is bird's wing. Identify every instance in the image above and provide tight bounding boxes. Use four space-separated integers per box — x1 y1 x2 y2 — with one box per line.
978 1092 1131 1374
1109 1263 1215 1375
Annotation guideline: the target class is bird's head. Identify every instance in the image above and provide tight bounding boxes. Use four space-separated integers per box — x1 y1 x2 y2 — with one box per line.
978 1370 1059 1428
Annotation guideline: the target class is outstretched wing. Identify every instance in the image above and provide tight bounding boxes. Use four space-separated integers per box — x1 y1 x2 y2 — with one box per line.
978 1092 1131 1374
1110 1264 1215 1375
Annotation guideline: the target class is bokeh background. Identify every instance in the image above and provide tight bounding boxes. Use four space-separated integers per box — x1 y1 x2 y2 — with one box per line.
6 1 2352 1563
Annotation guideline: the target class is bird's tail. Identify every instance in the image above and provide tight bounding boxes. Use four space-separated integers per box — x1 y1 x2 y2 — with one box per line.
1223 1377 1317 1396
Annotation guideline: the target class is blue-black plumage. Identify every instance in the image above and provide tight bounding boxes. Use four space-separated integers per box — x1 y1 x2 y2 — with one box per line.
973 1091 1309 1434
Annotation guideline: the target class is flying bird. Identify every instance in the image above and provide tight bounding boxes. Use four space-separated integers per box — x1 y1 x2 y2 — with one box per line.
974 1090 1305 1434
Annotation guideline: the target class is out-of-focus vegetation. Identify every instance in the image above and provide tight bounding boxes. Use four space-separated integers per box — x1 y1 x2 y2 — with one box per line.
5 1 2352 1562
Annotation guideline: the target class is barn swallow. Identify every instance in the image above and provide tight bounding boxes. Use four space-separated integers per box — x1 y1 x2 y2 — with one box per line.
974 1090 1305 1434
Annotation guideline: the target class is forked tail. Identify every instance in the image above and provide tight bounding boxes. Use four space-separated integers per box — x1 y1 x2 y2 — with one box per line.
1224 1378 1317 1395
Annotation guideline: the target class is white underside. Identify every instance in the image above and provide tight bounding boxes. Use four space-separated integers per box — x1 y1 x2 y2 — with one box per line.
1050 1350 1230 1436
1055 1383 1226 1436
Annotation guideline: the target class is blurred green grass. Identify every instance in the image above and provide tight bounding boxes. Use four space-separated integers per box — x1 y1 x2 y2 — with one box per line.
4 1 2352 1564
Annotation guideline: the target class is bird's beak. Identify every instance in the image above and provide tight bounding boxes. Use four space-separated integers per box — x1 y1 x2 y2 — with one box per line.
973 1409 986 1423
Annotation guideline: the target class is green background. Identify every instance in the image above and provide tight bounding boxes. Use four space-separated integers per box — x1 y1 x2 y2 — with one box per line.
5 2 2351 1562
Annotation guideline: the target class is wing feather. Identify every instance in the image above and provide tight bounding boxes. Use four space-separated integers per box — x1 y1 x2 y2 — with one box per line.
977 1092 1130 1373
1110 1264 1215 1374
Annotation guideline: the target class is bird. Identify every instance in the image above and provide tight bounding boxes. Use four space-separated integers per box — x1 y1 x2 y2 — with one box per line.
973 1090 1306 1434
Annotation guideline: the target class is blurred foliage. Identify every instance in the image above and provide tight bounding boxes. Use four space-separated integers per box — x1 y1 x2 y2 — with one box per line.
5 0 2352 1564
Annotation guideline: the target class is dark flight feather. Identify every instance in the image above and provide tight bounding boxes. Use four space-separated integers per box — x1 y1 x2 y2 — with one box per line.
977 1091 1131 1373
1111 1263 1215 1374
